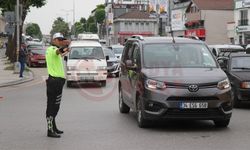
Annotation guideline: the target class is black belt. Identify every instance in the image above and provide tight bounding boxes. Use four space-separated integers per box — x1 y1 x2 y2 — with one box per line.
48 75 65 81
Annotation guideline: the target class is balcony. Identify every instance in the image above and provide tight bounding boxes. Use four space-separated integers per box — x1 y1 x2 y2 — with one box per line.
238 19 248 26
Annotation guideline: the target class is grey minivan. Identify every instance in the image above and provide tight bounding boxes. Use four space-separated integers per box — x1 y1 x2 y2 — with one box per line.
118 37 233 128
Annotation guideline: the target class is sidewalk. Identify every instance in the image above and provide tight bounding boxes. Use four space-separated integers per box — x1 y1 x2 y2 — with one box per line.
0 48 34 87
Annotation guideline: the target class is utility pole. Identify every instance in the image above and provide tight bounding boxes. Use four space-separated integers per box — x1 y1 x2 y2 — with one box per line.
16 0 20 62
14 0 20 73
73 0 76 38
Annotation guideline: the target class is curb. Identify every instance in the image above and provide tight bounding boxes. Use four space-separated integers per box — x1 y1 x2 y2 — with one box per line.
0 70 34 88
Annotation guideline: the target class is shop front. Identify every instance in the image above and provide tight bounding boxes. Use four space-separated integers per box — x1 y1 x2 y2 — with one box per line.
184 28 206 41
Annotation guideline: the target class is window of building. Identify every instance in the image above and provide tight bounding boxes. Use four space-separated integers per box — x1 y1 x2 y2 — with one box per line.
240 10 248 26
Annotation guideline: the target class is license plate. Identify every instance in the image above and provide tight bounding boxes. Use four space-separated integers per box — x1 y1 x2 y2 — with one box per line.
179 102 208 109
39 60 45 63
80 76 94 80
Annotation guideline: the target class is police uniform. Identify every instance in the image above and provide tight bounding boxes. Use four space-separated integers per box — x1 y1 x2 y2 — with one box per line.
46 42 65 138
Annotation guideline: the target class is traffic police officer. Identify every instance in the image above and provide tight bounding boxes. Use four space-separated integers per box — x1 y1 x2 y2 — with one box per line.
45 33 70 138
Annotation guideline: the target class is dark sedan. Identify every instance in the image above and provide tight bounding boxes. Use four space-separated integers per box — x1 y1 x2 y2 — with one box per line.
218 53 250 107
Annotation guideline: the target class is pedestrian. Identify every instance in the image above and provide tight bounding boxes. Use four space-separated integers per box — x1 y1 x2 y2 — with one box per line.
45 33 70 138
19 44 26 78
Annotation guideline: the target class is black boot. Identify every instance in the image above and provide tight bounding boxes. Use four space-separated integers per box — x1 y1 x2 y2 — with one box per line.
53 118 64 134
47 116 61 138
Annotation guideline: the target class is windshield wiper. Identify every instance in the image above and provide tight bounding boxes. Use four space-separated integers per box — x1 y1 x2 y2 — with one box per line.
87 56 102 61
70 57 88 61
232 67 250 70
70 57 81 59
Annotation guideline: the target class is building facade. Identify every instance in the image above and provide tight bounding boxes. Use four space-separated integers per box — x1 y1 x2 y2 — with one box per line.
234 0 250 45
113 11 158 45
0 15 6 34
184 0 234 44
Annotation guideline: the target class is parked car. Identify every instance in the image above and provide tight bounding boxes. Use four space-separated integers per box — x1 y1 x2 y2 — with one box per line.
26 47 46 67
110 44 124 60
103 47 120 77
119 36 232 128
217 52 250 107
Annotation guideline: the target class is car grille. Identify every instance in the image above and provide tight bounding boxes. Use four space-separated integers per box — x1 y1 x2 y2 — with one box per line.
167 96 219 101
76 73 98 76
165 82 218 89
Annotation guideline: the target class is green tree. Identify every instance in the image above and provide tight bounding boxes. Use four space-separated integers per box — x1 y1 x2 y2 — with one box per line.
89 23 97 33
86 16 96 33
72 22 84 36
96 4 105 10
0 0 46 62
80 17 87 32
50 17 70 38
25 23 42 40
94 5 105 38
95 9 105 24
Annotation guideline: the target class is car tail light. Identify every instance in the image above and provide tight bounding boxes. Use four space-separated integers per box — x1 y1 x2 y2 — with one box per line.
241 82 250 89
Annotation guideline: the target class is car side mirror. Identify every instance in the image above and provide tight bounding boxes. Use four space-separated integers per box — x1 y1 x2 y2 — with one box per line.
217 57 228 70
106 56 109 61
64 56 68 62
126 60 137 70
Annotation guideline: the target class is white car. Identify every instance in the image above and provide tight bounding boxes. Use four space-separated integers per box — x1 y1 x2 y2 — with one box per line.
66 40 108 87
208 45 244 57
110 44 124 60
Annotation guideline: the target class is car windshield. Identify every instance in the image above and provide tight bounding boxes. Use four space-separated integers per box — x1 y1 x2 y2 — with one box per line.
104 48 116 58
27 45 43 50
113 47 124 54
69 47 104 59
31 49 45 55
231 57 250 71
143 43 217 68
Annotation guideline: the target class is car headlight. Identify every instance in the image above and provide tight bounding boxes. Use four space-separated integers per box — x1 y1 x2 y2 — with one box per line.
146 79 166 90
97 66 107 70
241 82 250 89
67 66 76 71
217 78 230 90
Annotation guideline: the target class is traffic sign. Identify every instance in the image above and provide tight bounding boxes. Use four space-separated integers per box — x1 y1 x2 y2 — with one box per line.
5 24 15 35
4 11 15 23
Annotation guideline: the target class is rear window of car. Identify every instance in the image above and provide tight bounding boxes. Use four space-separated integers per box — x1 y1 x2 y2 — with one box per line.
231 56 250 71
143 43 217 68
69 47 104 59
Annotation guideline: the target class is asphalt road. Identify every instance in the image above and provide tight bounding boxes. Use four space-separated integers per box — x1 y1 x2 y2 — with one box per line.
1 68 250 150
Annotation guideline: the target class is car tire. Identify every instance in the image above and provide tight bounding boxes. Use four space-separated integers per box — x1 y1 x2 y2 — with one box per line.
232 88 241 108
213 119 230 128
119 87 130 113
67 81 72 88
137 97 149 128
115 72 119 78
